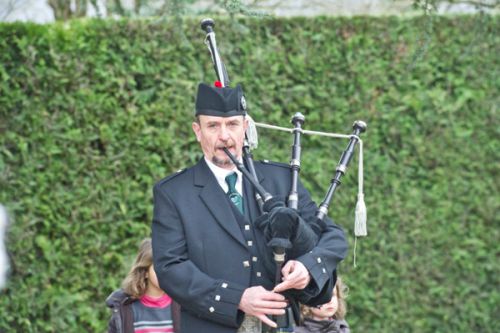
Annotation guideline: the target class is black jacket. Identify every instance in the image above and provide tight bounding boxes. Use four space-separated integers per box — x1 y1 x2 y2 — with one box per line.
152 159 348 333
105 289 134 333
295 318 350 333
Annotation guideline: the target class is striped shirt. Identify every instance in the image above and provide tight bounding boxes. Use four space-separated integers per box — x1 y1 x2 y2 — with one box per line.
132 294 174 333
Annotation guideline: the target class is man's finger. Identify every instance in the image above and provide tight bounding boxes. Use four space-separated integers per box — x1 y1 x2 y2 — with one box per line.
254 300 288 309
274 274 309 292
273 280 292 293
260 291 286 301
281 261 295 279
255 308 286 316
257 314 277 328
284 269 301 281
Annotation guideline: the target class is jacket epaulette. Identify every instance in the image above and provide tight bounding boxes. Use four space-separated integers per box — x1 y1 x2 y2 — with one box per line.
259 160 291 169
156 168 187 186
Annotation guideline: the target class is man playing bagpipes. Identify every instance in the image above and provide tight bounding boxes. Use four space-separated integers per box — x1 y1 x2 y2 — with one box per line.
151 19 365 333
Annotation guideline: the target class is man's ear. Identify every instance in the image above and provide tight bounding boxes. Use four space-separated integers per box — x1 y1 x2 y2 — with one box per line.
192 121 201 142
243 117 249 131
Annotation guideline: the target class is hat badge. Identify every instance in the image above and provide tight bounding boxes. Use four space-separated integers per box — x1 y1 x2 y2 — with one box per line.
240 96 247 111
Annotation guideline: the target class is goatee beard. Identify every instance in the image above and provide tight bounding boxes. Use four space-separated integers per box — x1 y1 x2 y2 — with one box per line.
212 156 233 168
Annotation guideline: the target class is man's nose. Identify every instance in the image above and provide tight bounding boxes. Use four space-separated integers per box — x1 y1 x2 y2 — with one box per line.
219 126 230 141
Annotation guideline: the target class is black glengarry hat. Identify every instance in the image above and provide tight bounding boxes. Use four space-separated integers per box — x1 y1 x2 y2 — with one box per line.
195 83 247 117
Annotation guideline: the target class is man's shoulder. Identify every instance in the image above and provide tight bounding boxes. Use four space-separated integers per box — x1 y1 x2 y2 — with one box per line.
154 166 192 189
255 159 290 170
254 160 291 178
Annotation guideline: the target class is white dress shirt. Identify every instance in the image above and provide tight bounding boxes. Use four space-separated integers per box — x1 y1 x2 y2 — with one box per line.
204 157 243 196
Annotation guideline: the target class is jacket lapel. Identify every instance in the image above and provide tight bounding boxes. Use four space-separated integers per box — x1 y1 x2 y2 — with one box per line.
194 159 247 248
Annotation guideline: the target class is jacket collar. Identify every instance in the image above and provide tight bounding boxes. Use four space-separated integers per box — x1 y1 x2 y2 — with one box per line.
105 289 135 309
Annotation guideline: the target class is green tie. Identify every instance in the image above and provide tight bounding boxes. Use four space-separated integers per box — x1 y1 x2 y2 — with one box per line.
225 172 244 214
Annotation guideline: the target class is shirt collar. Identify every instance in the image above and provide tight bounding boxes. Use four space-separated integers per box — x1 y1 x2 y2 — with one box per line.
204 156 243 195
139 293 172 308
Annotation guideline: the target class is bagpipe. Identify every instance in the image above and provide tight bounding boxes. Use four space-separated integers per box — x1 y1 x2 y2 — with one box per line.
200 18 367 331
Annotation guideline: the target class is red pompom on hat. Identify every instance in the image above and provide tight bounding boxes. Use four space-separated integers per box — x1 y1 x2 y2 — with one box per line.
214 80 223 88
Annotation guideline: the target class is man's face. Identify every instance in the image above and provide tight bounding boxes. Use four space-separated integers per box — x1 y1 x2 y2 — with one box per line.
192 115 248 170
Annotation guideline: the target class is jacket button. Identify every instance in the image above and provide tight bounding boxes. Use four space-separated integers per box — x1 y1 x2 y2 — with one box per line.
209 307 215 313
243 260 250 267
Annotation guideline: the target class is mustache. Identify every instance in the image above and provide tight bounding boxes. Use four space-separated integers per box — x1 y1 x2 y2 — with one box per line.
216 144 235 149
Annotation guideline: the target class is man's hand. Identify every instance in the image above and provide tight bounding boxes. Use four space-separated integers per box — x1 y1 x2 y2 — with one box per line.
273 260 311 293
238 286 287 328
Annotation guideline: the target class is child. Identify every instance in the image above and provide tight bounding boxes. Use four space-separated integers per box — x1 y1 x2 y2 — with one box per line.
295 277 350 333
106 238 178 333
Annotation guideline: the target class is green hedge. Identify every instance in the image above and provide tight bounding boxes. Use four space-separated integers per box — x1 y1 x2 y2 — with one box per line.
0 16 498 332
